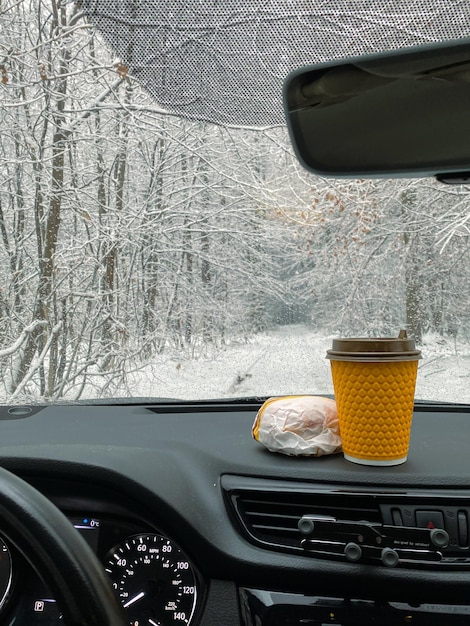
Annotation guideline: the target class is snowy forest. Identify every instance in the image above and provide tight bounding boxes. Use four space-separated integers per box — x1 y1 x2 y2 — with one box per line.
1 0 470 401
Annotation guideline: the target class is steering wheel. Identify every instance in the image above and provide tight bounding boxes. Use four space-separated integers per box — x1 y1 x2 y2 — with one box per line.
0 466 127 625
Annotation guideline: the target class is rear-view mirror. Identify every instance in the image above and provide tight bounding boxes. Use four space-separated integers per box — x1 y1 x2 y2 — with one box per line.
283 38 470 181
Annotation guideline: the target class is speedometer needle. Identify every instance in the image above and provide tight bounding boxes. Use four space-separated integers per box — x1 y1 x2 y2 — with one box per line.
123 591 145 608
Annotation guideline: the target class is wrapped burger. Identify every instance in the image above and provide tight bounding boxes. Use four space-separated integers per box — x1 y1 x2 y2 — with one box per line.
252 395 342 456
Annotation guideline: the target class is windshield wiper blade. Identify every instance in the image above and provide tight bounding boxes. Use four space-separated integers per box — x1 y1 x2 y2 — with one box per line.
53 397 182 406
51 396 272 410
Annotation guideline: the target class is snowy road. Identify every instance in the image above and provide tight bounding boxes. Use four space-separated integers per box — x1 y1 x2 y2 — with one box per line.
123 325 470 404
224 324 333 398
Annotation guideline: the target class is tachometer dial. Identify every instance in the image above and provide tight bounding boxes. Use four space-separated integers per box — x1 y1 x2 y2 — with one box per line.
104 533 198 626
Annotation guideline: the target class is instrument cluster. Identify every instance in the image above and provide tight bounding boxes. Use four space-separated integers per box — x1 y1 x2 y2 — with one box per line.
2 513 201 625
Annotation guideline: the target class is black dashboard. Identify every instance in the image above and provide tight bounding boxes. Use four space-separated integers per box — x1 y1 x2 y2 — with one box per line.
1 400 470 625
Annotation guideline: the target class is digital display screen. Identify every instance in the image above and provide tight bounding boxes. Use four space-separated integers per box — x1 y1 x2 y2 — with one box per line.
29 517 101 622
69 517 100 553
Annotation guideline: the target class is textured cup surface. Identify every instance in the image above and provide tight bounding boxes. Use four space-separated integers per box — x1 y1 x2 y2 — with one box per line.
327 337 420 466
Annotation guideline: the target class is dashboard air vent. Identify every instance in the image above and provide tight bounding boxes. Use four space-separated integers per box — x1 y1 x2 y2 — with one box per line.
224 480 381 553
222 476 470 568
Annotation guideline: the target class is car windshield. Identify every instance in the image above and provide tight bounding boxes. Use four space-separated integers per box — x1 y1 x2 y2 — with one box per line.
1 0 470 404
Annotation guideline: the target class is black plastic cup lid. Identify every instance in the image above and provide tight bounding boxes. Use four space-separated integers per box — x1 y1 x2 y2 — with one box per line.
326 335 421 362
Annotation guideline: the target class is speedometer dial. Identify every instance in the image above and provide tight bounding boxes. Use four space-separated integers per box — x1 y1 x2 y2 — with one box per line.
104 533 198 626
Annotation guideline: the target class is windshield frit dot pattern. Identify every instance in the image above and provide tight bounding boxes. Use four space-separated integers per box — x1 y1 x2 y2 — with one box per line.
81 0 470 127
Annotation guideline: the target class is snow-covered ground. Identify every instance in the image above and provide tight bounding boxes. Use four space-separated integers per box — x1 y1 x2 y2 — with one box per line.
122 325 470 404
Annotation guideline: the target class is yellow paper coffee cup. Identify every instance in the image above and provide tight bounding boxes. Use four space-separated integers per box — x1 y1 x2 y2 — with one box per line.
326 333 421 466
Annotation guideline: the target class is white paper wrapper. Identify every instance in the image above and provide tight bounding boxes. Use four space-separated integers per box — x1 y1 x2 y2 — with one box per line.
252 396 342 456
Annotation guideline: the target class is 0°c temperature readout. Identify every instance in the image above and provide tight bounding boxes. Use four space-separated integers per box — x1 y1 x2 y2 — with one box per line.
104 533 198 625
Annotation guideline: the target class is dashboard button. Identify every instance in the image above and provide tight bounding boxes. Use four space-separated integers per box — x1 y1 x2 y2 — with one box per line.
415 510 445 530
